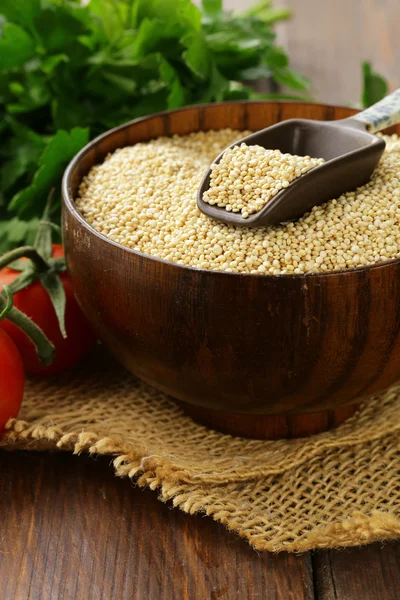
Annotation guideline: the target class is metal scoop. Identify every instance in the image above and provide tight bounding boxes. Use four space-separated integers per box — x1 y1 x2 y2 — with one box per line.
198 90 400 226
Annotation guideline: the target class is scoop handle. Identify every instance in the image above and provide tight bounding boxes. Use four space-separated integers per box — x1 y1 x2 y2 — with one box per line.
352 88 400 133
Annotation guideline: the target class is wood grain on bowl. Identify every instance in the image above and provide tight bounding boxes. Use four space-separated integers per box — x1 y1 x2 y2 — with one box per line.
62 102 400 439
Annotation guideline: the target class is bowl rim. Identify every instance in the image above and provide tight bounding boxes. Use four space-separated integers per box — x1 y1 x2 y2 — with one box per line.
62 99 400 280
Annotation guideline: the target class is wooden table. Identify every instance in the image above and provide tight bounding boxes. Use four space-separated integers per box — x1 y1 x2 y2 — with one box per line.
1 451 399 599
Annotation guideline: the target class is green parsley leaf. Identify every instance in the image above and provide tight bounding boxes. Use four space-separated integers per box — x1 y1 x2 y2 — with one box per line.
0 23 36 70
362 61 388 108
0 0 40 30
201 0 222 17
10 128 89 218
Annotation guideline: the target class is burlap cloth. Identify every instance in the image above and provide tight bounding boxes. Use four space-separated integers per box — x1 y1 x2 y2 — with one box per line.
2 348 400 553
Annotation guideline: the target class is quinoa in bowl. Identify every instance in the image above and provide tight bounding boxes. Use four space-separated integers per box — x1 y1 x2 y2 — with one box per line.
76 129 400 275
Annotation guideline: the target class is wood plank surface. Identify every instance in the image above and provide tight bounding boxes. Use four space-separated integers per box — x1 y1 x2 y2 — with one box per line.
313 544 400 600
0 451 314 600
277 0 400 105
1 451 399 600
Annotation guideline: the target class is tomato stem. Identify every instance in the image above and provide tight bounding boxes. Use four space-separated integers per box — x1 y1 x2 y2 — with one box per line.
0 246 49 273
0 285 13 321
0 295 55 366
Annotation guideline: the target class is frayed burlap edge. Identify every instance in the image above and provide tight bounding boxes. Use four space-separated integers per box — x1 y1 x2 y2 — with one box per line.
1 351 400 553
3 424 400 552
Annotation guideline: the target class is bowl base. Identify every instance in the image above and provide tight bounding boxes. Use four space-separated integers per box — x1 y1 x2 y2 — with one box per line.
179 402 360 439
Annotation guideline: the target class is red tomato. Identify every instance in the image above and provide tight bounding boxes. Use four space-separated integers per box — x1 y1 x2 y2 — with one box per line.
0 328 24 435
0 244 96 376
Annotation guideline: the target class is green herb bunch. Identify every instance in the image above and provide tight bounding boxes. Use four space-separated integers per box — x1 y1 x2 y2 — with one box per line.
0 0 310 251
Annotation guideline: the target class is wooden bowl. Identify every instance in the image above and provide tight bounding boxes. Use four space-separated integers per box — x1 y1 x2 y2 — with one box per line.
62 101 400 439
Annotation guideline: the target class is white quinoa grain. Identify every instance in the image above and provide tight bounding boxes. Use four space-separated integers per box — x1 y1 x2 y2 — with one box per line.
76 130 400 275
203 143 324 217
